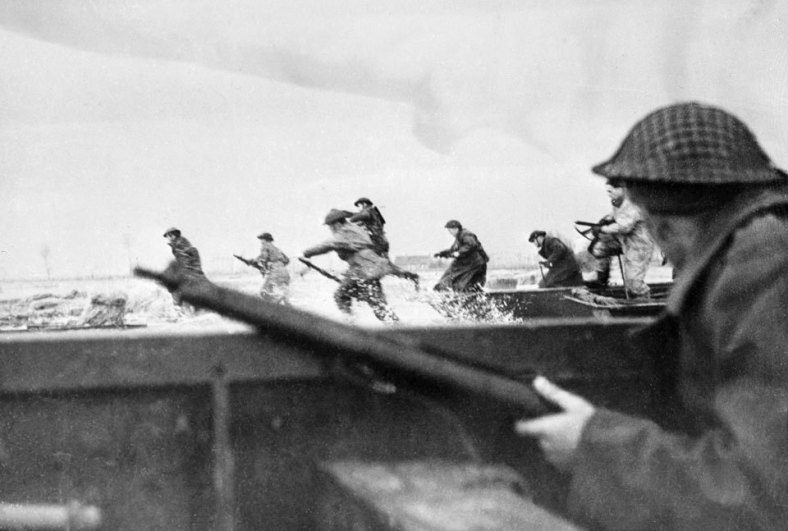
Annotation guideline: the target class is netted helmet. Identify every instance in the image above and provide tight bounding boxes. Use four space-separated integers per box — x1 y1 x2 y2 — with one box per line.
257 232 273 241
444 220 462 229
592 102 785 184
163 227 181 237
354 197 372 207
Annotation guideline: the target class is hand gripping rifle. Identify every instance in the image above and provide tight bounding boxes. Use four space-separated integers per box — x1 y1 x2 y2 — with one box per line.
135 263 555 416
297 257 341 283
233 254 266 273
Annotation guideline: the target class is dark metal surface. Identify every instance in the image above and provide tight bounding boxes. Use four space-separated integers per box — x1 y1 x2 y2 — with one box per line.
0 321 658 529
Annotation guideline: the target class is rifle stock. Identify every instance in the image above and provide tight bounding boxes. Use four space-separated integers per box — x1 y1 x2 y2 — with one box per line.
134 264 553 416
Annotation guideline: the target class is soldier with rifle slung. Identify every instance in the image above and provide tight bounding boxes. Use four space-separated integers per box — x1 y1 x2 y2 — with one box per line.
516 102 788 531
348 197 420 288
235 232 290 305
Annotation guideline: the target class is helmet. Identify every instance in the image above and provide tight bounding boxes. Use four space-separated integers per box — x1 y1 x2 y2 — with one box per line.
257 232 273 241
354 197 372 207
444 220 462 229
528 230 546 243
324 209 349 225
163 227 181 237
592 102 785 184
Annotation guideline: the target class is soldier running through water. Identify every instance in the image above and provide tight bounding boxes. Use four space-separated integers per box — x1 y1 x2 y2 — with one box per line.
348 197 420 287
302 209 398 322
433 220 489 293
163 227 205 312
238 232 291 305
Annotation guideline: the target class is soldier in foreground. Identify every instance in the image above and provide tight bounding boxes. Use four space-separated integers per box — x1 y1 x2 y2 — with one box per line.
433 220 489 293
528 230 583 288
238 232 290 305
587 179 655 296
516 102 788 530
302 209 398 322
163 227 205 310
348 197 420 287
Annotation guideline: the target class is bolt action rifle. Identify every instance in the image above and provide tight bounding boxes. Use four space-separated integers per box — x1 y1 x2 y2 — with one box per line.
135 263 555 416
574 217 615 240
233 254 266 274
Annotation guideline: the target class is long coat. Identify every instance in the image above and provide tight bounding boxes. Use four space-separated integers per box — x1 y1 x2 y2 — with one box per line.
567 187 788 530
538 236 583 288
169 236 204 277
434 228 489 292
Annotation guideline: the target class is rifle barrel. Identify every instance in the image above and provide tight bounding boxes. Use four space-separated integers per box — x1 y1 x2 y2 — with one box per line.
134 265 551 415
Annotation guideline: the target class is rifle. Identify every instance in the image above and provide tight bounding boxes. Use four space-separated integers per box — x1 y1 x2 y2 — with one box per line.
134 263 554 416
233 254 265 273
574 218 614 240
298 257 341 283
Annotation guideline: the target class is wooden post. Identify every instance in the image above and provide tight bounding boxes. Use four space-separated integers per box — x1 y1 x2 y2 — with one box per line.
212 364 235 531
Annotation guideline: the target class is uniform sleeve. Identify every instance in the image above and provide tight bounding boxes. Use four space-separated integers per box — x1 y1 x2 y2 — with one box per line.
455 233 480 256
606 201 643 235
567 220 788 530
543 238 568 264
303 239 337 258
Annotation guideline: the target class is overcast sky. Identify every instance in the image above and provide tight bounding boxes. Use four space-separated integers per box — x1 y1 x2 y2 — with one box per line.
2 0 787 278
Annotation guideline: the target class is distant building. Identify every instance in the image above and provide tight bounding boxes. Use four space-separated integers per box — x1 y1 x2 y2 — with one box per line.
393 255 440 271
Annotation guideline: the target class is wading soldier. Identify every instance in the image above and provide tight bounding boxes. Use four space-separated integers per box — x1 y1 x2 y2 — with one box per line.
303 209 398 322
163 227 205 309
516 102 788 530
433 220 489 292
243 232 290 305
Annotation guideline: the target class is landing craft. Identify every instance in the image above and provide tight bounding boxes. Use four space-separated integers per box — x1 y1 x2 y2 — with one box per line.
0 266 665 529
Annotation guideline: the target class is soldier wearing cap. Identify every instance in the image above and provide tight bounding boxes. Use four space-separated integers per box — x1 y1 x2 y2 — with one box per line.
528 230 583 288
302 209 398 322
433 220 489 292
163 227 205 308
243 232 291 305
348 197 420 287
516 102 788 530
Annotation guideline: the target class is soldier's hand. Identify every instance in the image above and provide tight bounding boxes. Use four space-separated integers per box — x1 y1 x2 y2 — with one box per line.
514 377 595 472
591 224 603 237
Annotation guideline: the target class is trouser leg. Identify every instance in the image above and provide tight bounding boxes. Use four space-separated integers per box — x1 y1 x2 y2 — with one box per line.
359 279 398 322
333 279 355 315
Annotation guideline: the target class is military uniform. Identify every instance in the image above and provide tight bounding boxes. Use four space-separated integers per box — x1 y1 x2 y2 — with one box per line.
253 239 291 305
304 210 397 322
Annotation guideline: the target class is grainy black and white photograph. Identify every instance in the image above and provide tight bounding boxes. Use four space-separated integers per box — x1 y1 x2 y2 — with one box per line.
1 1 786 529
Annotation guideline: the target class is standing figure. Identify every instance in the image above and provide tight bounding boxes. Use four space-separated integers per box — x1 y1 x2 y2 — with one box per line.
528 230 583 288
163 227 205 309
588 180 655 296
433 220 489 292
515 102 788 530
302 209 398 322
249 232 291 305
348 197 420 287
